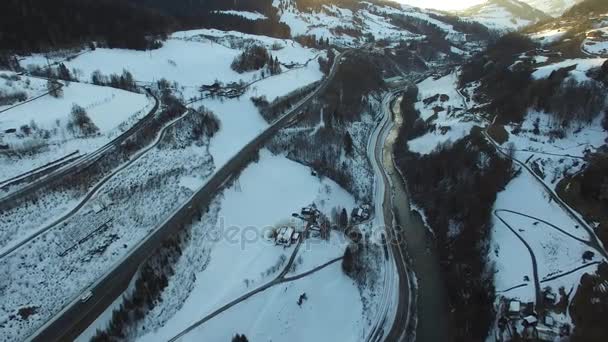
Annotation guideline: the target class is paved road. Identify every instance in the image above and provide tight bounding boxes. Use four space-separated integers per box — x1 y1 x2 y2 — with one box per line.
0 89 160 210
27 49 351 342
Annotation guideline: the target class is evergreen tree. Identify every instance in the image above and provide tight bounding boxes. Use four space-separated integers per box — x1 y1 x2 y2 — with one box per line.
57 63 72 81
47 79 63 98
232 334 249 342
339 208 348 229
344 132 353 156
342 245 355 274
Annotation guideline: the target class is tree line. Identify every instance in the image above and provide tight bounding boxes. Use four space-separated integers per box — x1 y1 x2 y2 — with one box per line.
0 0 292 55
0 0 172 53
231 45 281 76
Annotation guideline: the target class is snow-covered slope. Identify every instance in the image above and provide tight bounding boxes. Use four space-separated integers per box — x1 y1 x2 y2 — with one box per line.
459 0 551 31
272 0 470 46
521 0 583 17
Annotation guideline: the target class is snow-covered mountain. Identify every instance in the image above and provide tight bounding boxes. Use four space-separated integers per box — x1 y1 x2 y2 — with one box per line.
458 0 551 31
520 0 583 17
272 0 471 45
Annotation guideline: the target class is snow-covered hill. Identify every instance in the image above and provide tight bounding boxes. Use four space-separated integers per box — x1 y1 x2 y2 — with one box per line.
272 0 475 46
458 0 551 31
521 0 583 17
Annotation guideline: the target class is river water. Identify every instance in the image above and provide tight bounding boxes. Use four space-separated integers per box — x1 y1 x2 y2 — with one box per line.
383 96 452 342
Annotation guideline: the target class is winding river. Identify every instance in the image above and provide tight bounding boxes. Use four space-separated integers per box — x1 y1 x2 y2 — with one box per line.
383 94 451 342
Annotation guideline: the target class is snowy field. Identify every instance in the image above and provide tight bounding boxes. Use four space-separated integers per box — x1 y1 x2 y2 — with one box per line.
462 4 532 31
531 58 607 81
0 71 47 103
79 149 365 341
529 29 569 45
492 173 583 297
369 2 467 44
440 62 608 332
582 27 608 56
407 72 478 155
1 26 334 340
21 29 323 101
176 262 362 342
503 110 607 187
0 78 153 182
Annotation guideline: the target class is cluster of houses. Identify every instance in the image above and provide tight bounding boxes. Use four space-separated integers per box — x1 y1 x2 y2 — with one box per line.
497 297 567 342
273 204 371 247
275 226 300 247
351 205 371 222
274 206 321 247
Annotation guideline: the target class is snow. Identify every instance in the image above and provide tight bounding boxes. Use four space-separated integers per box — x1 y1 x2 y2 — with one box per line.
496 170 590 241
490 166 600 305
463 4 532 31
406 72 478 155
499 210 595 279
0 71 47 101
290 230 349 276
21 29 323 101
213 10 267 21
0 81 148 134
177 262 362 342
582 27 608 56
529 29 568 45
1 25 333 339
502 109 607 187
532 58 607 81
0 79 152 182
179 175 204 191
0 110 216 341
203 98 267 167
129 149 360 341
521 0 581 17
272 0 422 46
247 64 323 102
